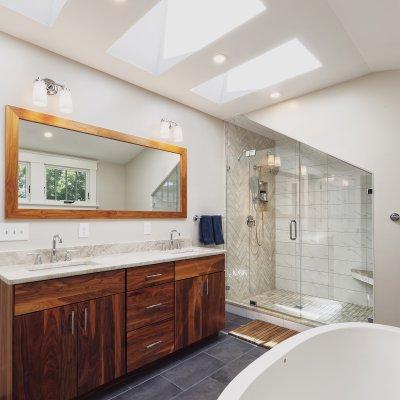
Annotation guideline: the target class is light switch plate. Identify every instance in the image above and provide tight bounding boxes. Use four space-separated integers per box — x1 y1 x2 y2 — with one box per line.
144 221 151 235
78 223 90 238
0 223 29 241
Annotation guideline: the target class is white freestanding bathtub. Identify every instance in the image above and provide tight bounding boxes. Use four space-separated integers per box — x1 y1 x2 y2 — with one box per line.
218 323 400 400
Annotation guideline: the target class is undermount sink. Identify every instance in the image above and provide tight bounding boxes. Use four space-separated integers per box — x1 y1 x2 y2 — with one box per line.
167 248 197 254
26 260 99 272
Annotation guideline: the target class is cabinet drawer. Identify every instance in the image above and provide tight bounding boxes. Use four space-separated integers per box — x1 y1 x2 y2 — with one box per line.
14 270 125 316
127 262 174 291
127 283 174 331
127 319 174 373
175 255 225 281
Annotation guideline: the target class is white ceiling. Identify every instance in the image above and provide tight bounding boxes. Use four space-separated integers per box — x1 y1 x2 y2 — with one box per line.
0 0 398 120
20 120 145 164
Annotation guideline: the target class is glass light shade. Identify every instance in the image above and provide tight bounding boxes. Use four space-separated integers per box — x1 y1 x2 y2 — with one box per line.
173 125 183 143
267 154 275 167
32 79 47 107
160 120 170 138
274 156 281 167
59 88 73 113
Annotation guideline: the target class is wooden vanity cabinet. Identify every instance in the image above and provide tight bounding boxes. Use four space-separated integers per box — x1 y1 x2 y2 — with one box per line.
1 255 225 400
175 255 225 350
13 304 78 400
77 293 126 396
11 271 126 400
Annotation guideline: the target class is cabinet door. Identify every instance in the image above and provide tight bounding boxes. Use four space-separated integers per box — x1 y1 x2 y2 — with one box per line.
77 293 126 396
175 276 203 350
13 304 77 400
202 272 225 338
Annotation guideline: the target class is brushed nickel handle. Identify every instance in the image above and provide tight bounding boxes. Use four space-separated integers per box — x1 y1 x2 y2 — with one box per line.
71 311 75 335
146 273 163 279
146 340 163 349
290 220 297 241
145 303 163 309
84 307 88 333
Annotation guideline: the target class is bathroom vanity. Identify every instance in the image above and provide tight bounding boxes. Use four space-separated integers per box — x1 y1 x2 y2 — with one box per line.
0 249 225 399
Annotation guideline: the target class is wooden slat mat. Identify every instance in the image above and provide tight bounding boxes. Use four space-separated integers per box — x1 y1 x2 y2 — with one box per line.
229 320 298 349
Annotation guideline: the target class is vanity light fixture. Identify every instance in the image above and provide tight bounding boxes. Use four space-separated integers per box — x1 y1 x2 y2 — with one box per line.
160 118 183 143
33 77 73 114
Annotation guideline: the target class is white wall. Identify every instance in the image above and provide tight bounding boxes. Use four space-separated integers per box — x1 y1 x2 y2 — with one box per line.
247 71 400 326
0 32 225 250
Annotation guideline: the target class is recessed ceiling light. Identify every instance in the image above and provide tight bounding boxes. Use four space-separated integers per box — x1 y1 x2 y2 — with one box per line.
213 54 227 64
44 132 53 138
270 92 281 99
191 38 322 104
108 0 266 75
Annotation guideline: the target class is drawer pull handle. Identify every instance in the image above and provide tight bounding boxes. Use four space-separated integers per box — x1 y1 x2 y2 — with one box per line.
146 273 163 279
146 340 163 349
146 303 163 309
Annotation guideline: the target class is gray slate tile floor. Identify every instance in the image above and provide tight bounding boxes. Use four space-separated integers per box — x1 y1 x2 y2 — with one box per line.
88 313 268 400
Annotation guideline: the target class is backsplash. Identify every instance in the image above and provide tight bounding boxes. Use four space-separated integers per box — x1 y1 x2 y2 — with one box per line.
0 237 192 267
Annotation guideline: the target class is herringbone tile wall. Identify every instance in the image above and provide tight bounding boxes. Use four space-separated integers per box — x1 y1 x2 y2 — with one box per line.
225 122 276 303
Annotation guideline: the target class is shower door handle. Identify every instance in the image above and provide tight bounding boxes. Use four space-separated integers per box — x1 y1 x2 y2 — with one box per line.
290 220 297 241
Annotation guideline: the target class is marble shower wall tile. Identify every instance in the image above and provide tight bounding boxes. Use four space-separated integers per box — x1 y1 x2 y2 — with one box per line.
225 122 276 302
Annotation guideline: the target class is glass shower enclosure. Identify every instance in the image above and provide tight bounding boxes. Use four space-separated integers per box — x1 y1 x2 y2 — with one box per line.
226 121 373 325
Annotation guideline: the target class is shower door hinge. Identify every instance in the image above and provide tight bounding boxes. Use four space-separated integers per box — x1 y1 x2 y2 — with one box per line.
226 165 231 172
368 188 373 194
225 285 230 291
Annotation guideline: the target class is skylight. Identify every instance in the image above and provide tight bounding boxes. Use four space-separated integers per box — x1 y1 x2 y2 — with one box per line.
108 0 266 75
192 39 322 104
0 0 68 26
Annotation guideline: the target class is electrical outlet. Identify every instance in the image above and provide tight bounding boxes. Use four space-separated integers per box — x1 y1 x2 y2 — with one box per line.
78 223 90 238
144 222 151 235
0 223 29 241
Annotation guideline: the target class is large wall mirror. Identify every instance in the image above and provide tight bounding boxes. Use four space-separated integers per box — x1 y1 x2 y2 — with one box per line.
5 106 187 219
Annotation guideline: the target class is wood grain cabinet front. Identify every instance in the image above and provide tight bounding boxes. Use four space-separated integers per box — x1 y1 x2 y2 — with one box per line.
126 262 174 291
13 304 78 400
127 319 175 373
13 293 126 399
175 271 225 350
127 283 174 331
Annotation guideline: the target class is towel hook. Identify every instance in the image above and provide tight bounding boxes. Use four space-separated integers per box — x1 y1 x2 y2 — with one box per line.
193 215 200 222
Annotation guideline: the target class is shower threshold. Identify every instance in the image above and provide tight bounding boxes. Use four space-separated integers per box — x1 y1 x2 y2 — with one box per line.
231 289 373 326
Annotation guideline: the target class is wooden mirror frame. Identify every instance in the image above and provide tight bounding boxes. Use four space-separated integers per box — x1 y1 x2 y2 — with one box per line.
5 106 187 219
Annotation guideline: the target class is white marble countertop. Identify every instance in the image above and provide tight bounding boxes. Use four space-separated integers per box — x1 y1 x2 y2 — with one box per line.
0 247 226 285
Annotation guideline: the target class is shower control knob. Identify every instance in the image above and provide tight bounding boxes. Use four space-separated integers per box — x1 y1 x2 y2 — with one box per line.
390 213 400 222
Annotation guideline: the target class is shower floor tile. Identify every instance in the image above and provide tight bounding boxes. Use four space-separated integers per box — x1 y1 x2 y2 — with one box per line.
242 289 373 324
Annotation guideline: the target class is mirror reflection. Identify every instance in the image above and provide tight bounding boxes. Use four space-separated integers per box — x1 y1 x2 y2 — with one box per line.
18 120 181 212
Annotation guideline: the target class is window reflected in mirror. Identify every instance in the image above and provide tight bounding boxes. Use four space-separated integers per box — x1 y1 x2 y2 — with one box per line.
18 120 181 212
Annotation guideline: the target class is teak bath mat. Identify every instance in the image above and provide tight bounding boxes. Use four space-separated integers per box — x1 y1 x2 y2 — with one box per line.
230 320 298 349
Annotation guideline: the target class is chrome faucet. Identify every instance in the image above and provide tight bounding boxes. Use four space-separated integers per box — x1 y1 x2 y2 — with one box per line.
169 229 181 249
51 234 63 262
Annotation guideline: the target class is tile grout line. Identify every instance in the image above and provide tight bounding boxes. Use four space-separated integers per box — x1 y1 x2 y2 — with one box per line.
126 333 231 390
167 339 263 397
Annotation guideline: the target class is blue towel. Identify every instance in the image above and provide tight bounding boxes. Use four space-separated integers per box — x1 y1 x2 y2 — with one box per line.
212 215 225 245
199 215 214 245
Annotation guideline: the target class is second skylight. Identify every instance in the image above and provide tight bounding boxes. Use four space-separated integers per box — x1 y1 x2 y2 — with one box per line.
192 39 322 104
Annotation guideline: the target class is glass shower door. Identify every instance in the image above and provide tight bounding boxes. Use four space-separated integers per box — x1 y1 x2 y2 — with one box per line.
248 138 302 319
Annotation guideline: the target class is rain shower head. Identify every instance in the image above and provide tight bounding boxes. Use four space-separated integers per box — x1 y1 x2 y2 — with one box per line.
237 149 256 161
